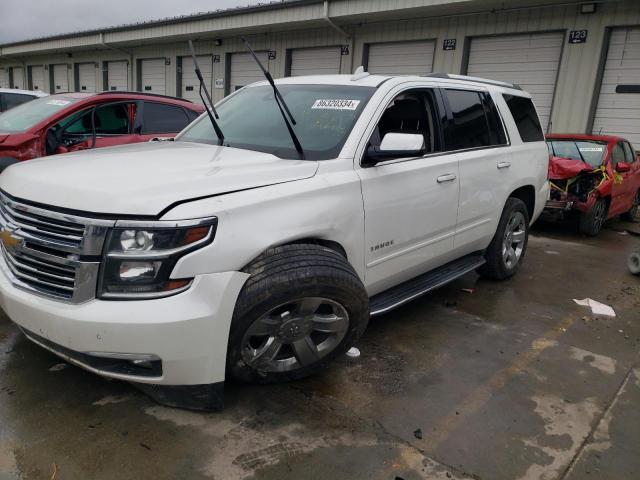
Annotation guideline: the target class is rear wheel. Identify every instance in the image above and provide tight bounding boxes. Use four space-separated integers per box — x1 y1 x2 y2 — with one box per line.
227 244 369 384
478 197 530 280
622 190 640 222
579 198 608 236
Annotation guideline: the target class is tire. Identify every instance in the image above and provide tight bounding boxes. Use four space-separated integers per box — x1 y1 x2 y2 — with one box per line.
579 198 608 236
477 197 530 280
621 190 640 223
227 243 369 384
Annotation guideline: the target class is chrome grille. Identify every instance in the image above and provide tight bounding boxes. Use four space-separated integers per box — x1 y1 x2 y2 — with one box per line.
0 192 115 303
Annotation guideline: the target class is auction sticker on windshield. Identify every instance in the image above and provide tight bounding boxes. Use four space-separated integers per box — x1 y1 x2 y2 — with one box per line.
312 99 361 110
579 147 604 152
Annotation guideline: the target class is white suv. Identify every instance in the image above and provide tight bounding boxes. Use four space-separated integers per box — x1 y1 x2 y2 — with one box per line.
0 72 549 410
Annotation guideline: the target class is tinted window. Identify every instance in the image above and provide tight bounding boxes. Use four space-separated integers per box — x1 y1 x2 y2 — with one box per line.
445 89 491 150
611 143 625 167
64 103 131 135
3 93 36 111
502 94 544 142
622 142 636 163
482 94 507 146
143 103 190 133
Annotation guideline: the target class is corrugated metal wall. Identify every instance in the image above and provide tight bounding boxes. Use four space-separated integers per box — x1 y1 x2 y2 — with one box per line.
1 0 639 135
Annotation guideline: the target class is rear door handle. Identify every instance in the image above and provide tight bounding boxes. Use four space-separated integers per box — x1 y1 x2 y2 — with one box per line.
497 161 511 169
437 173 457 183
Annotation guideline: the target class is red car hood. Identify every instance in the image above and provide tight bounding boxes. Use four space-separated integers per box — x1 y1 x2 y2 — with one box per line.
548 155 593 180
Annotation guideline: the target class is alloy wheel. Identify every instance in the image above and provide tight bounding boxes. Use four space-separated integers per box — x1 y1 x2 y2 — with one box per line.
241 297 349 373
502 211 526 269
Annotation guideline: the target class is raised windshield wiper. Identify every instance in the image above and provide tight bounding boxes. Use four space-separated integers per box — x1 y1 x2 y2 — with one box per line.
188 40 224 146
241 37 305 160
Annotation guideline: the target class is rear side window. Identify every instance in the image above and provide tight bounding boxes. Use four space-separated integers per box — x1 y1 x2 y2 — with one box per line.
142 102 190 134
444 89 507 150
502 94 544 142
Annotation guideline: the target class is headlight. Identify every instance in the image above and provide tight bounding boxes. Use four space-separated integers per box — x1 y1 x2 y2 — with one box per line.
98 217 217 299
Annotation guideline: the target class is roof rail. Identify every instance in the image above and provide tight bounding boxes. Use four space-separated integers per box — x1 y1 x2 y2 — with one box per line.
95 91 194 102
423 73 522 91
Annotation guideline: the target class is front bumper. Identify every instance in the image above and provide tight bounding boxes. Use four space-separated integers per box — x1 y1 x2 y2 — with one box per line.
0 268 248 386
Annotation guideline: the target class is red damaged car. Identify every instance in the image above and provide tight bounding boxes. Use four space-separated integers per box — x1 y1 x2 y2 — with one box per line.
0 92 204 171
545 134 640 236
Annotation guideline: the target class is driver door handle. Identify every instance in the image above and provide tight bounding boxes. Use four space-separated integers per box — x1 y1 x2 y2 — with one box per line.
497 161 512 169
437 173 457 183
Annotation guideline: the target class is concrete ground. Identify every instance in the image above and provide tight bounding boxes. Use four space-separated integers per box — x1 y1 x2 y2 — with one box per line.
0 221 638 480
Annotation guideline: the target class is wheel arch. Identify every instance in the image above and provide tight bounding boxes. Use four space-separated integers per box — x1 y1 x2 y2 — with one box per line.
508 185 536 221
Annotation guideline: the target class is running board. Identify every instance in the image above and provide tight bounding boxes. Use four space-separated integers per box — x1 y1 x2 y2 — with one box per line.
369 253 486 316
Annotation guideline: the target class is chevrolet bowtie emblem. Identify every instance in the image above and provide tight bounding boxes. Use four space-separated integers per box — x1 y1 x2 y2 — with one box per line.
0 228 22 250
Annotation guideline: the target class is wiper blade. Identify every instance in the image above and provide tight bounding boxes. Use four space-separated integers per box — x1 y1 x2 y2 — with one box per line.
188 40 224 146
241 37 305 160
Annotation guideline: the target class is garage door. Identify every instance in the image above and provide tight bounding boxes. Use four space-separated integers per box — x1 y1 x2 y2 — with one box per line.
229 52 269 92
11 67 25 89
592 27 640 148
466 32 564 132
290 47 341 76
53 64 70 92
107 61 128 91
78 63 96 92
0 69 8 88
181 55 212 103
140 59 166 95
367 40 436 75
30 66 45 92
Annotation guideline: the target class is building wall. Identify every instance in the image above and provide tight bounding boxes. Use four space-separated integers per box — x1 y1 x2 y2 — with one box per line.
1 0 639 134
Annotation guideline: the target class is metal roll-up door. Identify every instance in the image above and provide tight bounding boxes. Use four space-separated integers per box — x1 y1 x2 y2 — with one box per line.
181 55 212 103
592 27 640 148
53 64 70 92
466 32 564 132
229 52 269 92
367 40 436 75
107 61 128 91
78 63 96 92
11 67 25 89
0 69 9 88
140 59 166 95
30 66 45 91
290 47 341 76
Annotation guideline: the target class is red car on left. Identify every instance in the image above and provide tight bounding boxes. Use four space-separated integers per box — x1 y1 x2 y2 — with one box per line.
0 92 204 171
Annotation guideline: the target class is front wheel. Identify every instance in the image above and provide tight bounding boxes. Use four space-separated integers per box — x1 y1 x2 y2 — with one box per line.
478 197 530 280
579 198 608 236
227 244 369 384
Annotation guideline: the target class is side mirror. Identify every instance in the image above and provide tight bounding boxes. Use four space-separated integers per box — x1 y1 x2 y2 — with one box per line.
364 133 424 166
616 162 631 173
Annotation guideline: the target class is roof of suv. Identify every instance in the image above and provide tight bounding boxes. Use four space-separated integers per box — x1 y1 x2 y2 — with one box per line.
0 88 49 97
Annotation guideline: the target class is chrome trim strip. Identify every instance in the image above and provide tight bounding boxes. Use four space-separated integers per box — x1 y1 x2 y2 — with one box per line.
114 217 217 229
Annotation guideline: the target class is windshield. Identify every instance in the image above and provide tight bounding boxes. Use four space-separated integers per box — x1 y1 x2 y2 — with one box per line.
547 139 607 168
177 84 375 160
0 96 80 133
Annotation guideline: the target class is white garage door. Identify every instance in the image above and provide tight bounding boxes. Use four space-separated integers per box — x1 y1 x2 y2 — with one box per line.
30 66 45 92
78 63 96 92
367 40 436 75
592 27 640 148
11 67 25 89
290 47 341 76
229 52 269 92
53 64 70 92
107 61 128 91
0 69 9 88
140 59 166 95
181 55 212 103
466 32 564 132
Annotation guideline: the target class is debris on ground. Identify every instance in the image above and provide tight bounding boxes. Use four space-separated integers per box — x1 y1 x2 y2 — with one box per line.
346 347 361 358
544 250 561 255
413 428 423 439
460 288 475 294
573 298 616 317
628 252 640 275
48 363 68 372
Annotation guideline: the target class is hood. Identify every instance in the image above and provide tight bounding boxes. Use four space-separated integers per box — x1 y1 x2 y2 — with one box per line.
548 155 593 181
0 141 318 216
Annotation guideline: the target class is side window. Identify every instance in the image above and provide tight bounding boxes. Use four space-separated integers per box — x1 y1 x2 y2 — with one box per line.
611 143 626 167
622 142 636 163
444 89 492 150
142 102 190 134
481 93 508 146
3 93 36 111
502 94 544 142
63 103 131 136
368 89 441 155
